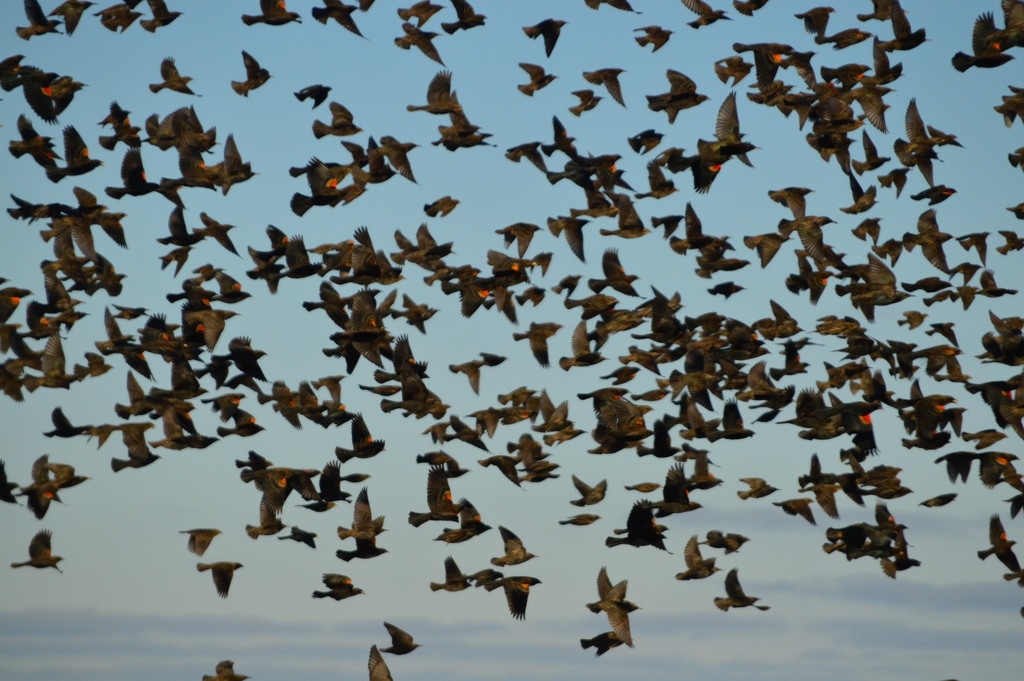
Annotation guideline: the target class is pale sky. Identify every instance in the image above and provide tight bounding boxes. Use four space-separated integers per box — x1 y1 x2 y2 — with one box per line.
2 1 1022 680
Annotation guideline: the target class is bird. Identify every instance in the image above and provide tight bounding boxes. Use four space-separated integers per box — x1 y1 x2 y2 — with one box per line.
484 575 541 620
570 475 607 506
523 18 567 57
313 573 365 600
46 126 103 183
681 0 731 29
231 51 271 96
380 622 420 655
94 3 142 31
714 568 770 611
149 57 197 96
580 632 625 656
242 0 301 26
676 534 720 580
398 2 442 27
201 659 248 681
368 645 393 681
196 562 243 598
312 0 364 36
583 68 626 107
294 84 332 108
634 25 672 51
518 63 556 96
180 528 221 556
395 22 445 65
18 0 63 39
491 526 537 566
430 555 472 592
978 514 1021 574
11 530 62 571
605 500 670 551
586 566 637 646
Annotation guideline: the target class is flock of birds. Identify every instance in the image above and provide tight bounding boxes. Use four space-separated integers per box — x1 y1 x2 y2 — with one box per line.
4 0 1024 679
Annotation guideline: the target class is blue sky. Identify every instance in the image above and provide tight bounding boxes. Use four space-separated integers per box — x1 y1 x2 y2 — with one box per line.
2 1 1023 679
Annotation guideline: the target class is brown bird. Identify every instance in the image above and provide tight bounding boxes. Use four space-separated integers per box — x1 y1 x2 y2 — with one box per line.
368 645 393 681
181 528 221 556
484 575 541 620
140 0 182 32
586 566 637 647
430 555 472 591
17 0 62 40
676 534 720 581
491 526 537 566
583 68 626 107
11 530 62 571
197 561 243 598
398 1 442 26
681 0 731 28
94 3 142 31
715 568 769 611
518 63 556 96
635 25 672 51
149 57 198 96
380 622 420 655
774 497 817 525
395 22 445 65
231 51 271 96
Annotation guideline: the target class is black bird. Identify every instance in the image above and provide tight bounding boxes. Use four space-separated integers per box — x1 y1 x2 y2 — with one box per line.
523 19 567 57
295 84 332 108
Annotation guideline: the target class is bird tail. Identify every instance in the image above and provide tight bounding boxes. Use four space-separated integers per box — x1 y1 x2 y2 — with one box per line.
311 120 333 139
950 52 973 73
290 193 313 217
